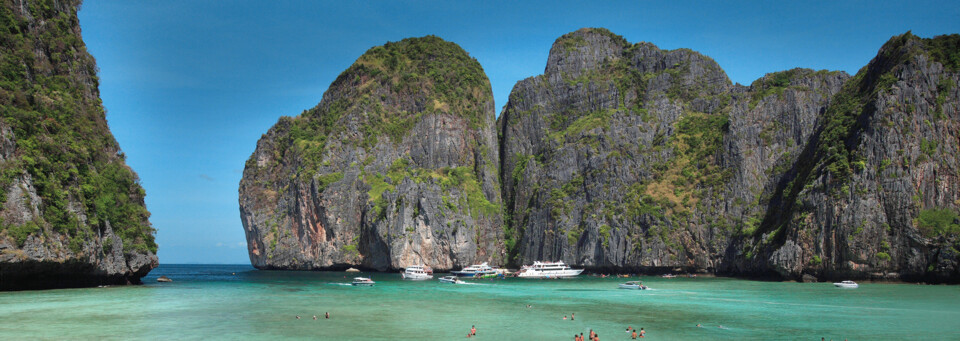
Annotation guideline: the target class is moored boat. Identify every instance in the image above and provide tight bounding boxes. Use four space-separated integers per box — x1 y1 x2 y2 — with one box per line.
833 280 859 288
401 265 434 280
351 277 375 286
517 261 583 279
451 262 499 277
618 281 648 290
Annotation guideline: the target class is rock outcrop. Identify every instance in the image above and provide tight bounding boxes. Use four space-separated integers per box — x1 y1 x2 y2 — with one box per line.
498 28 959 282
241 27 960 283
0 0 158 290
733 33 960 282
239 36 503 271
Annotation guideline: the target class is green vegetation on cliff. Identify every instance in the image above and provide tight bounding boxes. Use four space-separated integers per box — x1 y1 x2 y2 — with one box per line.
0 0 155 253
915 208 960 238
269 36 493 178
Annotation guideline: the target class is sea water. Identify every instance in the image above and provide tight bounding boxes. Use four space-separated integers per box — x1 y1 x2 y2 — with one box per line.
1 264 959 340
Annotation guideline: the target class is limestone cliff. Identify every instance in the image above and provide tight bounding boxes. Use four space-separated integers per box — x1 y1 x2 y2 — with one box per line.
499 28 959 282
735 33 960 282
239 36 503 271
0 0 158 290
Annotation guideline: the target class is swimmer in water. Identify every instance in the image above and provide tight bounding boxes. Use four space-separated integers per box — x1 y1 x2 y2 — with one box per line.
470 325 476 336
296 315 300 320
563 315 568 320
325 312 329 319
697 323 701 328
312 315 317 320
639 328 645 338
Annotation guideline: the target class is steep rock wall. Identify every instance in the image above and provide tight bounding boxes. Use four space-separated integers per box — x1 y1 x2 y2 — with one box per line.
0 0 157 290
239 36 503 271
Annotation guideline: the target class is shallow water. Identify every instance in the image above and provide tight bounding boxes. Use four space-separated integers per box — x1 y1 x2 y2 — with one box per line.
1 264 959 340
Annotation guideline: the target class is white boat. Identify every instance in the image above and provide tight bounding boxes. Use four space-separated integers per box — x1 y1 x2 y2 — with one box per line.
661 274 677 278
439 275 466 284
618 281 648 290
351 277 375 286
451 262 499 277
401 265 434 280
517 261 584 279
833 280 859 288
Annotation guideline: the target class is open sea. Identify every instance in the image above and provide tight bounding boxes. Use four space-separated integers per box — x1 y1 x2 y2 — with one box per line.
1 264 959 340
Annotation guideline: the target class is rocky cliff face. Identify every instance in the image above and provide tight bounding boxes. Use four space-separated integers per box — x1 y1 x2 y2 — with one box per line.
499 28 959 282
735 33 960 282
0 0 158 290
239 36 503 271
242 27 959 282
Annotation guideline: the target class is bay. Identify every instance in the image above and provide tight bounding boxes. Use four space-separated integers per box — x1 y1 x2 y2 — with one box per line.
1 264 958 340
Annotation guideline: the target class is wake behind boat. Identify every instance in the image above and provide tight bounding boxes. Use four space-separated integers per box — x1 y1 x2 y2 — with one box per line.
401 265 434 280
517 261 583 279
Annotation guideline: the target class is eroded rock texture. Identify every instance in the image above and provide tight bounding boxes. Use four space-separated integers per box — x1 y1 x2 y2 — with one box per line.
0 0 157 290
240 36 503 271
499 28 959 282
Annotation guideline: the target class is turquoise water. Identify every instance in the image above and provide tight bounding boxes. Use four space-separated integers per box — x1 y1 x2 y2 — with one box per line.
1 265 959 340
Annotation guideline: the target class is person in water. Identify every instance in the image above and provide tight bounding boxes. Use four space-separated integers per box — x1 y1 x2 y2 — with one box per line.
571 313 575 320
631 329 638 339
295 315 300 320
563 315 568 320
325 312 330 319
639 327 645 338
470 325 476 336
696 323 701 328
312 315 317 320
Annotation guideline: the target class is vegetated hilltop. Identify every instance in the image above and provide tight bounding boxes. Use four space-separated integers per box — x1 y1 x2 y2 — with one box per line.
239 36 504 271
0 0 157 290
498 28 959 282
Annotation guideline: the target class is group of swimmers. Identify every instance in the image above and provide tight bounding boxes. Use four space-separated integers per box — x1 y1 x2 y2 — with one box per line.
294 312 330 320
624 326 645 339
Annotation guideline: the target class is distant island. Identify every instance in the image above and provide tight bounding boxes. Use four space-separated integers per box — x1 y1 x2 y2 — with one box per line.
240 28 960 283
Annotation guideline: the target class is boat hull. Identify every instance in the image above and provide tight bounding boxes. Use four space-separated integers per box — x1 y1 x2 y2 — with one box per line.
351 283 374 286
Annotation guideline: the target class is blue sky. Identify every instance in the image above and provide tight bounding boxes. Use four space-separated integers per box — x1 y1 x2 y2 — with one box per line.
77 1 959 264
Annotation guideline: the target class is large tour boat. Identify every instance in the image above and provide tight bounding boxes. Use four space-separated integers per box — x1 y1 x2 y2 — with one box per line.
401 265 434 280
451 262 499 277
517 261 583 279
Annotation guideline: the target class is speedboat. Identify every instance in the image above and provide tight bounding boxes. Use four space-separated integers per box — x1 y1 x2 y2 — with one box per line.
618 281 648 290
351 277 375 286
451 262 499 277
439 275 466 284
517 261 583 279
661 274 677 278
833 280 859 288
401 265 434 280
